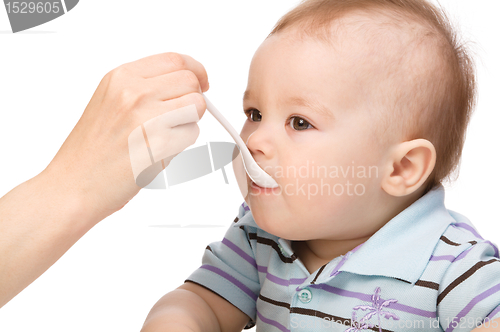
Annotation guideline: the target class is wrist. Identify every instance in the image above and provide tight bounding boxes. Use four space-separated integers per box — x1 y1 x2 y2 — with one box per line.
42 145 140 224
36 165 102 231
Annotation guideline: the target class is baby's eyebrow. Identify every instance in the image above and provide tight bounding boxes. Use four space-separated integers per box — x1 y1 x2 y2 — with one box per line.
243 90 253 104
286 96 333 119
243 90 333 119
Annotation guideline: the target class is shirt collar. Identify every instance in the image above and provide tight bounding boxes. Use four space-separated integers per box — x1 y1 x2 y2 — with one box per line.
338 184 453 284
232 204 297 257
234 185 454 284
233 203 259 228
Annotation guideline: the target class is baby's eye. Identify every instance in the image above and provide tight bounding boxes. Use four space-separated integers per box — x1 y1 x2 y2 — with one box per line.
244 109 262 122
289 116 313 131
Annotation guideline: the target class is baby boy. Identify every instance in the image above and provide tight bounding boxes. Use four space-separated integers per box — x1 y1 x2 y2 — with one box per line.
141 0 500 331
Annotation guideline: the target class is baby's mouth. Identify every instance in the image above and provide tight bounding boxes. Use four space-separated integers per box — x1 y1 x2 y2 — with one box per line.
249 178 282 195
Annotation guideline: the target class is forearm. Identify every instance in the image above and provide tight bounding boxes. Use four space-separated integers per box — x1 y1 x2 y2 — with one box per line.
0 168 97 307
141 289 221 332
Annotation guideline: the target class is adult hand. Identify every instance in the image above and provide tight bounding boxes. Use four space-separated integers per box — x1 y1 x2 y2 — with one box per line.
0 52 208 307
47 52 209 222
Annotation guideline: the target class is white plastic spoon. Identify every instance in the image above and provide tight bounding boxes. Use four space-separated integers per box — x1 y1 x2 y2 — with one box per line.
203 94 279 188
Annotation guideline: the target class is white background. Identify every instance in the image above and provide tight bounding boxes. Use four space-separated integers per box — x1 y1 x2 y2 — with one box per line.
0 0 498 331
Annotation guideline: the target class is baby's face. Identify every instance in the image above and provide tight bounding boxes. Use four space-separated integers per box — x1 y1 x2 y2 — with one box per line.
240 28 397 242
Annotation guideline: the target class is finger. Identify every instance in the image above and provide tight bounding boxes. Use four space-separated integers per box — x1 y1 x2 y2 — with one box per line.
136 93 207 126
134 93 206 136
124 52 209 91
151 123 200 164
142 105 200 163
160 93 207 121
144 70 204 101
128 120 200 188
144 103 199 135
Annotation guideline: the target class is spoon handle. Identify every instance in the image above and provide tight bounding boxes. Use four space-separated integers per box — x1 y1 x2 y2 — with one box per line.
202 95 249 154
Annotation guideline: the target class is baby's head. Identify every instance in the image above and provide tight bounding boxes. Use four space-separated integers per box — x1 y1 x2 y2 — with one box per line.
238 0 475 243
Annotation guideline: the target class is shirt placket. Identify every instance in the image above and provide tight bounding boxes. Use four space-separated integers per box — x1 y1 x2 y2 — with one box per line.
289 244 365 331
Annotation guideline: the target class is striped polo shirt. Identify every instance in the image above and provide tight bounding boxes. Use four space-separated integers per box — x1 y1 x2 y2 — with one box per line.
186 185 500 331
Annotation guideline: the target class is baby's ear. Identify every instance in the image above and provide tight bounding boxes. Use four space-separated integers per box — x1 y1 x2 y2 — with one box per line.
381 139 436 196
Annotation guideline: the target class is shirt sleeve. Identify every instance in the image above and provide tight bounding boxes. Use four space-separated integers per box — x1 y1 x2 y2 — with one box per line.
185 203 260 325
437 240 500 331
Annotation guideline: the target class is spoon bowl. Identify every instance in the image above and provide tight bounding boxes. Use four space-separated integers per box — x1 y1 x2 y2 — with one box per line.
203 94 279 188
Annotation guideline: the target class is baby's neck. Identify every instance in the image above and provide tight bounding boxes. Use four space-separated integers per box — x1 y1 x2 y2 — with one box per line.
292 188 426 275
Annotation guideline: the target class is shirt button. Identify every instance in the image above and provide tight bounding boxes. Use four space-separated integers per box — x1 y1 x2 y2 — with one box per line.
298 288 312 303
278 244 287 256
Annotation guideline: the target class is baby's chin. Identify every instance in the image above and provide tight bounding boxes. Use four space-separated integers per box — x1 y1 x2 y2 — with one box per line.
251 207 311 240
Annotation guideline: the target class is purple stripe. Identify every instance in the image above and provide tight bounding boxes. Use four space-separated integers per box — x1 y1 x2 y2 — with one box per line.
241 202 250 211
200 265 258 301
258 265 306 286
453 223 484 240
222 238 257 268
452 247 473 262
351 243 364 253
430 255 455 262
329 244 364 277
486 305 500 321
330 255 348 277
257 310 290 332
384 299 436 318
309 283 436 318
445 283 500 332
431 248 474 263
431 247 475 263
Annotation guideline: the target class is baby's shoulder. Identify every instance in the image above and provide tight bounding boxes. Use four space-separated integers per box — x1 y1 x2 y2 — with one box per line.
434 210 498 260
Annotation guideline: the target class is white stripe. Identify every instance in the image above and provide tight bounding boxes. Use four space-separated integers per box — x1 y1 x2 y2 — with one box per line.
207 142 215 172
61 0 68 14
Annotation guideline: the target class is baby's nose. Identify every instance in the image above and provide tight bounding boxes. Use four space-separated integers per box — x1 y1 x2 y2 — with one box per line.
246 125 275 161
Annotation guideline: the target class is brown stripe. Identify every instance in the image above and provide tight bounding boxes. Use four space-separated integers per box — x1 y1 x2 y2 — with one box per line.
206 245 213 253
290 307 394 332
248 232 297 263
243 321 255 330
393 277 411 284
233 217 239 223
437 259 498 305
415 280 439 290
290 307 349 325
259 294 290 309
440 236 477 247
239 226 253 247
311 264 327 284
440 236 460 246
